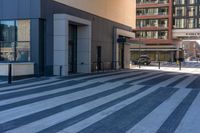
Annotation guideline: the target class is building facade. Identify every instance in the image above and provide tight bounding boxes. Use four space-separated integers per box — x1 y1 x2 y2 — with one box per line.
172 0 200 59
172 0 200 39
0 0 135 77
134 0 200 62
134 0 176 62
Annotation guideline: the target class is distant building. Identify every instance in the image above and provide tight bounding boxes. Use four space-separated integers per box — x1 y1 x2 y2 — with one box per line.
134 0 176 62
182 41 200 60
134 0 200 62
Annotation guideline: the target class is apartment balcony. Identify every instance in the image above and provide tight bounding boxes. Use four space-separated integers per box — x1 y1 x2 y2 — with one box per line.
137 14 169 19
137 0 169 8
135 26 168 31
136 0 169 4
137 3 169 8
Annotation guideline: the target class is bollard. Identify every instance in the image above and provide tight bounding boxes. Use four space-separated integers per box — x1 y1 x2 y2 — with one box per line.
8 64 12 84
59 65 62 77
158 61 160 69
179 61 181 70
139 63 141 68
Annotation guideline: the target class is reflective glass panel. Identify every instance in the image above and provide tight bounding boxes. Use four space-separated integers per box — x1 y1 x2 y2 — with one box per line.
0 20 30 62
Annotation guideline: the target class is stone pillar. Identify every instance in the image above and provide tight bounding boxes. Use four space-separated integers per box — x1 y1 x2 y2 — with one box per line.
77 26 91 73
53 15 69 76
124 45 131 69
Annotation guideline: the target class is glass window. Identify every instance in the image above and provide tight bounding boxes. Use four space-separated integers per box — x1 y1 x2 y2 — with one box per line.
188 6 198 16
174 19 186 28
146 31 158 39
188 0 197 4
0 21 15 42
174 7 186 16
174 0 185 5
187 18 197 28
159 19 168 28
0 20 30 62
199 18 200 27
158 31 168 39
136 0 168 4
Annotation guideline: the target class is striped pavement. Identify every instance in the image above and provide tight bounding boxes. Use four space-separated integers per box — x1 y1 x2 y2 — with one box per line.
0 70 199 133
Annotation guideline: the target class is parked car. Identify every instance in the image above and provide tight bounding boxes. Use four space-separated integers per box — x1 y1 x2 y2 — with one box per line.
132 56 151 65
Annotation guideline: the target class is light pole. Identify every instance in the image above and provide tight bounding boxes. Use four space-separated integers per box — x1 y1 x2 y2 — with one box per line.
138 25 142 68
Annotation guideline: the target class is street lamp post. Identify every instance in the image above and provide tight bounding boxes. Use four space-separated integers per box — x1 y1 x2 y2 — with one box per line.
138 25 142 68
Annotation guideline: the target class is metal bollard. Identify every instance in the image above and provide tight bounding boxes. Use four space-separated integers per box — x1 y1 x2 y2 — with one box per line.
59 65 62 77
158 62 160 69
8 64 12 84
179 62 181 70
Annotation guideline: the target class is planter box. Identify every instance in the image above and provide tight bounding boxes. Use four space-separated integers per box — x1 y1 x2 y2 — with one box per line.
0 62 34 79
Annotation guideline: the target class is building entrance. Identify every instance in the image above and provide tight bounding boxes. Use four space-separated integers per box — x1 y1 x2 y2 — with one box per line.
54 14 92 76
96 46 102 70
68 24 77 74
119 44 125 69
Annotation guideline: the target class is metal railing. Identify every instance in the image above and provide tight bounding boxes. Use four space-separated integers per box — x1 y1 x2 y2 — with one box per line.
137 0 168 4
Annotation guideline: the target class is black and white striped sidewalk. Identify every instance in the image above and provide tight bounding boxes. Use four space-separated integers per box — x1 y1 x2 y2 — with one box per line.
0 70 200 133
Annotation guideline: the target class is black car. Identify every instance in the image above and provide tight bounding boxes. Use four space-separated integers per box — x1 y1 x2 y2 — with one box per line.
132 56 151 65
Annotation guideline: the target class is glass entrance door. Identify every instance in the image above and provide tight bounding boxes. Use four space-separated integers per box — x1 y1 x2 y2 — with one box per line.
119 44 124 69
97 46 102 70
68 24 77 73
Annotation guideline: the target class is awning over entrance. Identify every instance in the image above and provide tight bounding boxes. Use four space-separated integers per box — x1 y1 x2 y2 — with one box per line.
117 38 179 51
130 48 179 51
117 37 145 46
129 43 179 52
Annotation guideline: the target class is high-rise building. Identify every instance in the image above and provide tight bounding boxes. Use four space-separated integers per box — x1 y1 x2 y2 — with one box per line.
172 0 200 60
134 0 200 62
173 0 200 30
172 0 200 39
134 0 176 62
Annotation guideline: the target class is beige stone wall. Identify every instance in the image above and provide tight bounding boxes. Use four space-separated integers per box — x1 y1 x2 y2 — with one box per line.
54 0 136 28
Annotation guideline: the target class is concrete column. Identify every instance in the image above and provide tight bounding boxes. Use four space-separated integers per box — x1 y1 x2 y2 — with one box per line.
31 19 44 76
124 45 131 69
171 52 174 62
53 15 68 76
77 26 92 73
116 42 120 69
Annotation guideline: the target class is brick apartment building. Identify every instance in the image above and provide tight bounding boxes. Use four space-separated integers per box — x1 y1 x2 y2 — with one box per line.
133 0 200 62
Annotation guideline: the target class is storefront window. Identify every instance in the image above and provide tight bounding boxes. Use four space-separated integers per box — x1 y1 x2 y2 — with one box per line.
0 20 30 62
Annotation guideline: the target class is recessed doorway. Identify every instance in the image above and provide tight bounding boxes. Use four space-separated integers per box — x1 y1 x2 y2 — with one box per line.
68 24 77 74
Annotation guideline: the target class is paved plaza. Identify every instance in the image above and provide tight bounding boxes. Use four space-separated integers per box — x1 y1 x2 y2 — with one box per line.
0 66 200 133
132 61 200 74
